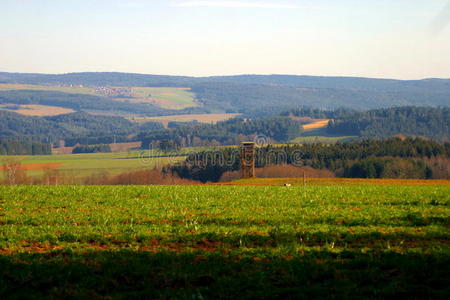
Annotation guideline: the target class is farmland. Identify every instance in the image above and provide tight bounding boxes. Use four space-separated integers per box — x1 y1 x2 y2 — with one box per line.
288 117 356 144
0 184 449 298
290 135 356 144
302 119 330 131
128 87 196 109
0 151 185 180
0 104 75 116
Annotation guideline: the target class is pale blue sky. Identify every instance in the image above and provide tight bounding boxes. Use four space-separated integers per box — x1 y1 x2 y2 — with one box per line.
0 0 449 79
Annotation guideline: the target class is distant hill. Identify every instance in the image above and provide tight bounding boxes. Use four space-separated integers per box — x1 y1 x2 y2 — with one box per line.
1 72 450 116
327 107 450 142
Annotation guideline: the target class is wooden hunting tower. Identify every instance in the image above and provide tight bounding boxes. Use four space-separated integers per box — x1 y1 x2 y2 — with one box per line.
240 142 256 178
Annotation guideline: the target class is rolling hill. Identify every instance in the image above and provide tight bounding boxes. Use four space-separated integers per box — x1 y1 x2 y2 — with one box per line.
0 72 449 117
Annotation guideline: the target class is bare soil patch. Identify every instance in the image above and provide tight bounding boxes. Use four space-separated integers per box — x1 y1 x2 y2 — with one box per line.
4 104 74 116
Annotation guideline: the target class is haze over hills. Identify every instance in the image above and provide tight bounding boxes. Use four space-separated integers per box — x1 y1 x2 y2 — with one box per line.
1 71 450 91
0 72 449 117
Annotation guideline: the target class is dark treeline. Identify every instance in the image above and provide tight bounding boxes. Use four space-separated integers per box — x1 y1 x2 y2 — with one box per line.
191 82 450 117
72 144 111 154
282 106 450 142
171 138 450 182
2 109 303 151
327 106 450 141
0 111 161 146
281 107 353 119
0 139 51 155
140 117 303 149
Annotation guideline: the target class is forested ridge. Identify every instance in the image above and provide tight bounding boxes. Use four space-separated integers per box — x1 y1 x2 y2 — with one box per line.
327 107 450 141
2 106 449 154
0 111 143 146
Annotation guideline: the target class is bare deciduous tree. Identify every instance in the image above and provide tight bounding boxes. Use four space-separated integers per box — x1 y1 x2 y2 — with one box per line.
2 158 27 185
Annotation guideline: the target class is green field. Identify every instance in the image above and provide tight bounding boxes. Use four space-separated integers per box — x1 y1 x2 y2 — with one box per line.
290 135 357 144
290 125 357 144
0 184 449 298
0 151 185 180
130 87 196 109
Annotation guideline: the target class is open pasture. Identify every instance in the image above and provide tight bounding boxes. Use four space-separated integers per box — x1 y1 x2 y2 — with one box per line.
0 104 75 116
0 184 448 298
0 151 185 179
129 87 197 109
290 135 356 144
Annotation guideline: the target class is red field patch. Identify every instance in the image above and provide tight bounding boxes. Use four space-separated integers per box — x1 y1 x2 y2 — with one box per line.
0 162 61 171
2 104 75 116
0 84 27 89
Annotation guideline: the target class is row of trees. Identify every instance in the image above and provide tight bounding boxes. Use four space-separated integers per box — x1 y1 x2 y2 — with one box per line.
140 117 303 150
72 144 111 154
0 111 162 147
171 137 450 182
281 106 450 142
0 139 51 155
327 106 450 141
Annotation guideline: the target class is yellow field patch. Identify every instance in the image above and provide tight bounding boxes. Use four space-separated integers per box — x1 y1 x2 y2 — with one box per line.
2 104 75 116
303 119 330 131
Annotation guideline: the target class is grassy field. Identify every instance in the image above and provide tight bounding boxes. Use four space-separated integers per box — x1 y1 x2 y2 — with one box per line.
0 184 449 298
289 119 357 144
290 135 357 144
0 151 185 179
130 87 196 109
0 104 75 116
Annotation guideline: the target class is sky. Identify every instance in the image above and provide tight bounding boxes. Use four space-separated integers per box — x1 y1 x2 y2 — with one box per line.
0 0 449 79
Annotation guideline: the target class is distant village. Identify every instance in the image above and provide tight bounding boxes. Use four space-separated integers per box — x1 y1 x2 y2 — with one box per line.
54 84 139 98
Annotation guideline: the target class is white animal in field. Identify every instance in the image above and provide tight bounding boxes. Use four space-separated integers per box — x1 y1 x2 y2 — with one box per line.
284 183 292 187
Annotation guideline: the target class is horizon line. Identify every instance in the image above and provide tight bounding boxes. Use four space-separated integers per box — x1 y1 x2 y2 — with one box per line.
0 70 449 81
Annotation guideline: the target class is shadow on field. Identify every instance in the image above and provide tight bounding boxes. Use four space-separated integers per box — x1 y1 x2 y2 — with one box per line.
0 250 449 299
196 214 450 227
